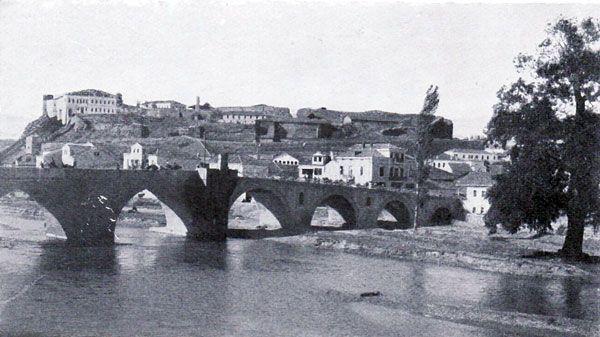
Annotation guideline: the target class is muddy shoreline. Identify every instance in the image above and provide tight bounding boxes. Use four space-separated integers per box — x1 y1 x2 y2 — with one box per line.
270 221 600 279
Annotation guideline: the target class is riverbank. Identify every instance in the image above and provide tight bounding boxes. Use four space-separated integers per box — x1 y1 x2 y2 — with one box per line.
271 220 600 279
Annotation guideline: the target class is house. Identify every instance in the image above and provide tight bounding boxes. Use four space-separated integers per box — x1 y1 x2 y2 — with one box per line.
455 171 494 215
299 143 412 187
298 151 331 179
214 154 269 177
62 143 95 167
66 144 123 169
430 148 507 174
35 149 63 168
43 89 118 125
445 148 504 163
272 152 300 166
140 100 187 118
123 143 159 170
219 111 266 124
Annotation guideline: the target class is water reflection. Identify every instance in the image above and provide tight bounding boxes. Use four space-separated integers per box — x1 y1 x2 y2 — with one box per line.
0 228 598 336
481 274 599 321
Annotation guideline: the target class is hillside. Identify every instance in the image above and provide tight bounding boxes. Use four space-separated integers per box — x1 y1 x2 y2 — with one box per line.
0 139 16 152
0 113 481 166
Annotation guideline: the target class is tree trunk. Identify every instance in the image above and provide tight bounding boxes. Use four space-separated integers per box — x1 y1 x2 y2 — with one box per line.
561 212 586 259
559 84 589 260
413 182 420 231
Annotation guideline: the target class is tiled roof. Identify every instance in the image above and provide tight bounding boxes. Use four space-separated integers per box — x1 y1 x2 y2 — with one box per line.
447 148 489 154
447 162 472 176
142 100 185 105
428 167 460 181
455 172 494 187
66 89 115 97
337 148 385 158
260 117 333 125
348 143 403 151
434 153 453 160
220 111 265 116
65 143 94 155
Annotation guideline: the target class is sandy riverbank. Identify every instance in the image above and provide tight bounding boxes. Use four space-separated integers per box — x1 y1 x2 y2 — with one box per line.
271 220 600 279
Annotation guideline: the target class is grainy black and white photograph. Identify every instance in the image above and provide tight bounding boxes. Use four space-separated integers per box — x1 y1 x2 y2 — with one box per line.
0 1 599 336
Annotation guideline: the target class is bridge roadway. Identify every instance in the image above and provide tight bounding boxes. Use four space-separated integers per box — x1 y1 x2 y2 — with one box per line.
0 167 464 245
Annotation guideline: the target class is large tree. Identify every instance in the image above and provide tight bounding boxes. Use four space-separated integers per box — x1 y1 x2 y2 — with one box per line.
486 17 600 260
413 85 439 230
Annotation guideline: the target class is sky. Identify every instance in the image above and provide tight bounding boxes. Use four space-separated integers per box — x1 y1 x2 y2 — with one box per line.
1 1 599 139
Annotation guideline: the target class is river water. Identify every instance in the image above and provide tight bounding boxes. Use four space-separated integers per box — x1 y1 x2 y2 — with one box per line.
0 225 598 337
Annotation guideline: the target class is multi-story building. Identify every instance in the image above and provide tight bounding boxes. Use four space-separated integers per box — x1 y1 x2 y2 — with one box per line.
140 100 187 118
430 148 508 174
123 143 159 170
220 111 266 124
455 171 494 215
43 89 118 125
299 144 413 187
298 151 331 179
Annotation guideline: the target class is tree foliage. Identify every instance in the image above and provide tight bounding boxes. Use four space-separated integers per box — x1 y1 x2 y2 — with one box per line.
486 17 600 259
413 85 439 229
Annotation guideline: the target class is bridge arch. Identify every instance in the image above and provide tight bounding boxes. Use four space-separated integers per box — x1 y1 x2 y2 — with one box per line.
229 184 293 230
309 193 357 229
0 189 66 240
111 186 196 236
376 199 412 229
430 207 453 226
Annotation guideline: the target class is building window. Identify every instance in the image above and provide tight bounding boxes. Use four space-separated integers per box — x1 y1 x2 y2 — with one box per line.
314 168 322 175
298 192 304 205
473 190 477 197
379 167 384 177
481 207 485 214
482 190 486 197
360 166 363 175
340 166 344 174
472 207 476 213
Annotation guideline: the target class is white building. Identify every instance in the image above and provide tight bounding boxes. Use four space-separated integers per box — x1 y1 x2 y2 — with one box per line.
140 100 186 110
455 172 494 215
272 152 299 166
123 143 158 170
445 148 503 162
299 144 411 187
43 89 118 125
298 151 331 179
62 143 95 167
220 111 265 124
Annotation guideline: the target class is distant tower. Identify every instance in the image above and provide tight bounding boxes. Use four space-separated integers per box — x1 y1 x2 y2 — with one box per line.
42 94 54 116
195 96 201 111
25 135 41 155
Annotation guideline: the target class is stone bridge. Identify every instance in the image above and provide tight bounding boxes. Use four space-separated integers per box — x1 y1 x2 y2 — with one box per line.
231 178 464 233
0 167 464 245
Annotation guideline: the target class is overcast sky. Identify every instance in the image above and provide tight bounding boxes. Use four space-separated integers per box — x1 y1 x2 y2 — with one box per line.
1 1 599 139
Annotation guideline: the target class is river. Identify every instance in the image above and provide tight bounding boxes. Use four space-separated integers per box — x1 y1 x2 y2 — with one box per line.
0 225 598 337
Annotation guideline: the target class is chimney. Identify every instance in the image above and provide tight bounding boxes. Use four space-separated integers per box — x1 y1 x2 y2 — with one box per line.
219 153 229 171
330 151 335 161
195 96 200 111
